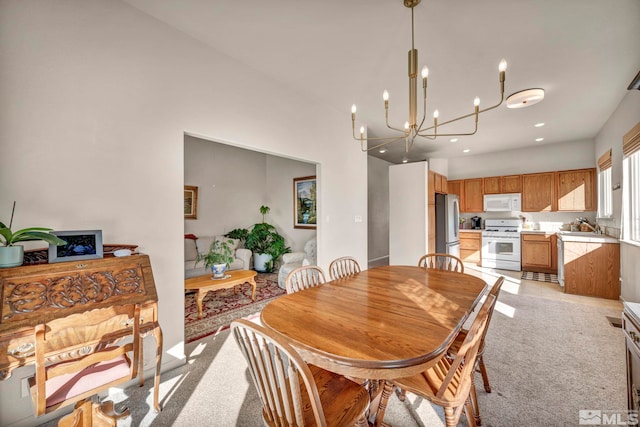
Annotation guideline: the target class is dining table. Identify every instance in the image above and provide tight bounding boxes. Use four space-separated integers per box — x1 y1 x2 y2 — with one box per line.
260 265 488 426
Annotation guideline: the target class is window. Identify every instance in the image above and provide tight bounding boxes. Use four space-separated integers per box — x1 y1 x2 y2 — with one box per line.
597 148 612 218
623 122 640 243
623 150 640 242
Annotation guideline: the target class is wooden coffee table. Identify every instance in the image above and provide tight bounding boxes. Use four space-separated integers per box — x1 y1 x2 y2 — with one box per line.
184 269 257 318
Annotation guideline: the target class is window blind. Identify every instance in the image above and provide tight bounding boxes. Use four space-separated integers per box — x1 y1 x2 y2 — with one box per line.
598 149 612 170
623 121 640 157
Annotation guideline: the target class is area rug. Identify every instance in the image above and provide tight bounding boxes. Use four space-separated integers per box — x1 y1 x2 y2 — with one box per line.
185 273 285 343
521 270 559 284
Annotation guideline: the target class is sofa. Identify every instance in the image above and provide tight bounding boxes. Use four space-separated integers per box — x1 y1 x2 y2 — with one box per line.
185 235 252 279
277 237 317 289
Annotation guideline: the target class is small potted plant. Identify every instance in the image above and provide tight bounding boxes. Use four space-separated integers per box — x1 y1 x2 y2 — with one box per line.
0 203 67 268
197 238 234 279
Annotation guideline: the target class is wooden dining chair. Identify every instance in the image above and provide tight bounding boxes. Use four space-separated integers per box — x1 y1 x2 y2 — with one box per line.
418 253 464 273
29 304 141 426
329 256 361 280
231 319 369 427
285 265 327 294
379 294 496 427
447 276 504 426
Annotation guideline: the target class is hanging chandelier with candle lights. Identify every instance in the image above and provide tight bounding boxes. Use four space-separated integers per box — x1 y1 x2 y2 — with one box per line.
351 0 508 153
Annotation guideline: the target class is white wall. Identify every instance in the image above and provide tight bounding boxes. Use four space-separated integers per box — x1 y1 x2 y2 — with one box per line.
0 1 367 426
265 155 317 252
368 156 391 262
594 91 640 302
448 139 596 179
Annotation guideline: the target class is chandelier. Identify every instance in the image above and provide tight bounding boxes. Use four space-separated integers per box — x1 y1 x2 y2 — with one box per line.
351 0 507 153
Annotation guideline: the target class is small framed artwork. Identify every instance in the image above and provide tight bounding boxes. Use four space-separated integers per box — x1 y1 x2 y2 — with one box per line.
48 230 103 263
293 176 317 229
184 185 198 220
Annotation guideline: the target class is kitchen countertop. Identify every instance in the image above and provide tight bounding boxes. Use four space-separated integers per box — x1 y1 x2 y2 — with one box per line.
459 229 483 233
520 230 558 234
556 231 619 244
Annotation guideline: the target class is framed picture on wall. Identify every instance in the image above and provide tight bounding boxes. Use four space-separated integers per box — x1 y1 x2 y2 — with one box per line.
293 176 317 229
184 185 198 220
48 230 103 263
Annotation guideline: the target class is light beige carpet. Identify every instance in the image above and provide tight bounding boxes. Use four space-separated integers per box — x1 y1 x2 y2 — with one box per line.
39 267 625 426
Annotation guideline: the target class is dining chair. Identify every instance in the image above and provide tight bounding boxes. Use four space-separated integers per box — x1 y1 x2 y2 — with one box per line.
329 256 361 280
379 293 495 427
285 265 327 294
231 319 369 427
29 304 141 426
418 253 464 273
447 276 504 425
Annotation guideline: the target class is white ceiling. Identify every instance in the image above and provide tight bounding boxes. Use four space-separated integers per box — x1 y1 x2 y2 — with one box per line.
124 0 640 164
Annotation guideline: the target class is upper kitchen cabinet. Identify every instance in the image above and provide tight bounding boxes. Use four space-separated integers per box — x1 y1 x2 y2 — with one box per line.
464 179 484 212
501 175 522 193
448 180 465 211
483 175 522 194
556 168 596 212
522 172 556 212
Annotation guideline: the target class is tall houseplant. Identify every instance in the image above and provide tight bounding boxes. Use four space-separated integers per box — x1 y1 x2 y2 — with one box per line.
0 203 67 268
245 205 290 273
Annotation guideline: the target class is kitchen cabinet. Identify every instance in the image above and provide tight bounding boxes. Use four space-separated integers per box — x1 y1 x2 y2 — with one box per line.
459 231 481 265
428 171 436 204
441 176 448 194
428 205 436 253
624 303 640 412
427 169 447 253
447 180 464 210
483 175 522 195
501 175 522 193
522 172 556 212
556 168 596 212
562 240 620 299
521 233 557 273
463 179 484 212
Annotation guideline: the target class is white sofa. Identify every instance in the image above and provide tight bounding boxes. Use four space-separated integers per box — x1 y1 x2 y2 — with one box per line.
277 237 317 289
185 235 252 279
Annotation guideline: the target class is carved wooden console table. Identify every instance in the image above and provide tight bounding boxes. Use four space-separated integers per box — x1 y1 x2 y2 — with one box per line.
0 254 163 412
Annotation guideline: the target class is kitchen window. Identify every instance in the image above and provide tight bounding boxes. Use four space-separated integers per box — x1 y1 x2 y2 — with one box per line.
597 148 612 218
623 123 640 243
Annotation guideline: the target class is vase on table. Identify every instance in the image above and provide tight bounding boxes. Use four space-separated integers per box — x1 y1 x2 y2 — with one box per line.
211 263 227 279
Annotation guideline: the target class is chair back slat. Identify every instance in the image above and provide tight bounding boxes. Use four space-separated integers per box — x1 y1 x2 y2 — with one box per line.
329 256 362 280
286 266 327 294
232 319 327 426
435 294 495 401
418 253 464 273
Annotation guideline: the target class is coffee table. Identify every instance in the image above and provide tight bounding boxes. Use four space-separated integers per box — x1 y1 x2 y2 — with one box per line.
184 269 257 318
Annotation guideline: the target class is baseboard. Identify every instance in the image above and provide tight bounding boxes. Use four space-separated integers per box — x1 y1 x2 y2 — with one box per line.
368 255 389 263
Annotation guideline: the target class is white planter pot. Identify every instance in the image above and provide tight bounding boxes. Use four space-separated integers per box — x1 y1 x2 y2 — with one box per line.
0 245 24 268
211 263 227 279
253 253 273 272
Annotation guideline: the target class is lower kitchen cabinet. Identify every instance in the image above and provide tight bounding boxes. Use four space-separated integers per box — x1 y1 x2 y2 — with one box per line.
563 241 620 299
521 233 557 273
459 231 481 265
625 303 640 412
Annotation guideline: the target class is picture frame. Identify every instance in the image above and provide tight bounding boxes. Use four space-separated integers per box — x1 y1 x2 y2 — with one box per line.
184 185 198 220
293 176 317 229
48 230 104 263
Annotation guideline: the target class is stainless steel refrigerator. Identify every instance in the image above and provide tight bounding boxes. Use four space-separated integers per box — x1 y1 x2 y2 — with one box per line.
435 193 460 258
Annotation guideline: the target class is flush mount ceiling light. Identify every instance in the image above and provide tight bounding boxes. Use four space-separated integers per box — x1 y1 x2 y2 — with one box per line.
506 88 545 109
351 0 508 154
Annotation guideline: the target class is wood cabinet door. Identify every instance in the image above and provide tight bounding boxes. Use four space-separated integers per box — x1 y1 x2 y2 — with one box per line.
521 235 552 269
483 177 501 194
441 176 448 194
447 180 464 211
464 179 484 212
522 172 555 212
428 204 436 253
428 170 435 205
434 173 442 193
501 175 522 193
557 169 596 211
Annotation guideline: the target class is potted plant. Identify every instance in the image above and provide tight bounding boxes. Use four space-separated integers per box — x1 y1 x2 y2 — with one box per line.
245 205 291 273
0 204 67 268
224 228 249 245
197 238 234 279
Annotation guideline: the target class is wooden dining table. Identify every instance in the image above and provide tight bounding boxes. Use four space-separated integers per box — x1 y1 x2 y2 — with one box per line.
260 265 488 425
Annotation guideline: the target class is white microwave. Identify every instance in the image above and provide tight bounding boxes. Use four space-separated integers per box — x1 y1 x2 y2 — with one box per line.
483 193 522 212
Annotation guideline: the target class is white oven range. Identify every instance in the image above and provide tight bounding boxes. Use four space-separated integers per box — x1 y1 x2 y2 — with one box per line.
481 218 522 271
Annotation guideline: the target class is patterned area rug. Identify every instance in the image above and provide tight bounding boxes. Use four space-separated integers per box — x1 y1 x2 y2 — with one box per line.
185 272 285 343
521 271 560 284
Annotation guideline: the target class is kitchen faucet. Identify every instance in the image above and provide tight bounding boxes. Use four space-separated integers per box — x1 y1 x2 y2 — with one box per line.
576 218 603 234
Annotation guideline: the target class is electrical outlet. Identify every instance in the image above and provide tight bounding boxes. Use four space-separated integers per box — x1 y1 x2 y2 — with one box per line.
21 377 30 398
354 215 363 223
